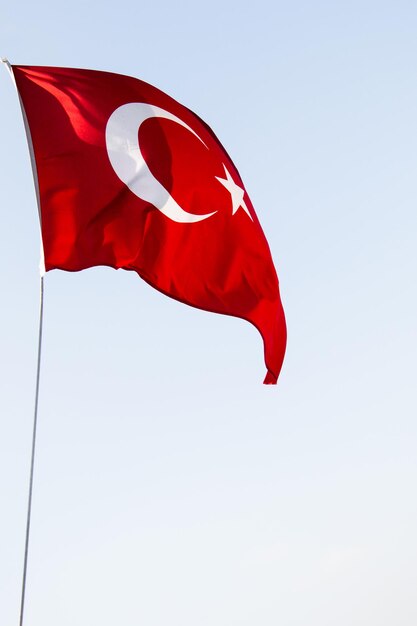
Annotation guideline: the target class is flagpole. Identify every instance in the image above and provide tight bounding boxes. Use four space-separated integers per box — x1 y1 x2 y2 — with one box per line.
1 57 47 626
19 274 45 626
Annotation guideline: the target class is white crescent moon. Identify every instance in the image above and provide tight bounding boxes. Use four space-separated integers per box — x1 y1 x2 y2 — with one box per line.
105 102 217 223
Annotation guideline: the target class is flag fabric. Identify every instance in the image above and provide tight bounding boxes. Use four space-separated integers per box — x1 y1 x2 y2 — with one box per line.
12 65 286 383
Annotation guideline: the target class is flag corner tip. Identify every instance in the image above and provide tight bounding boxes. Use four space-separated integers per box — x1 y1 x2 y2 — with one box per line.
263 370 278 385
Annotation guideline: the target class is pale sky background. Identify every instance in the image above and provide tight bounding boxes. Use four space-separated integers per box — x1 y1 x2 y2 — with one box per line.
1 1 416 625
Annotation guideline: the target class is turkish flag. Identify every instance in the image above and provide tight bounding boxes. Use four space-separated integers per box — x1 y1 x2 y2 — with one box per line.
12 65 286 383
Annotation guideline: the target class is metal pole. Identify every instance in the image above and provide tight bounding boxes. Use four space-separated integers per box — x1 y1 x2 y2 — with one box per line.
1 57 46 625
19 275 45 626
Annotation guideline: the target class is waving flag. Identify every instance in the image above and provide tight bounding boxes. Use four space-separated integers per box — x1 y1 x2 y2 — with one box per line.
12 65 286 383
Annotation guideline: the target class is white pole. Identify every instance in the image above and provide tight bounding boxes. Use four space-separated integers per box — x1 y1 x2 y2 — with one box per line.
19 275 45 626
2 57 47 626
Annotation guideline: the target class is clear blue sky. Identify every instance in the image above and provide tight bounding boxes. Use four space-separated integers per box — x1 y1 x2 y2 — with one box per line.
1 2 416 625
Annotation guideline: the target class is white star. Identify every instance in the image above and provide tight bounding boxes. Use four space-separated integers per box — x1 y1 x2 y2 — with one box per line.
215 164 253 220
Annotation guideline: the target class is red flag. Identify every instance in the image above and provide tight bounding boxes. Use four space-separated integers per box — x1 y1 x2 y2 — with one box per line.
12 65 286 383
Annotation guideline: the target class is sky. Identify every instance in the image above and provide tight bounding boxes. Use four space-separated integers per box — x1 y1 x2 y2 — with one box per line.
0 1 416 625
